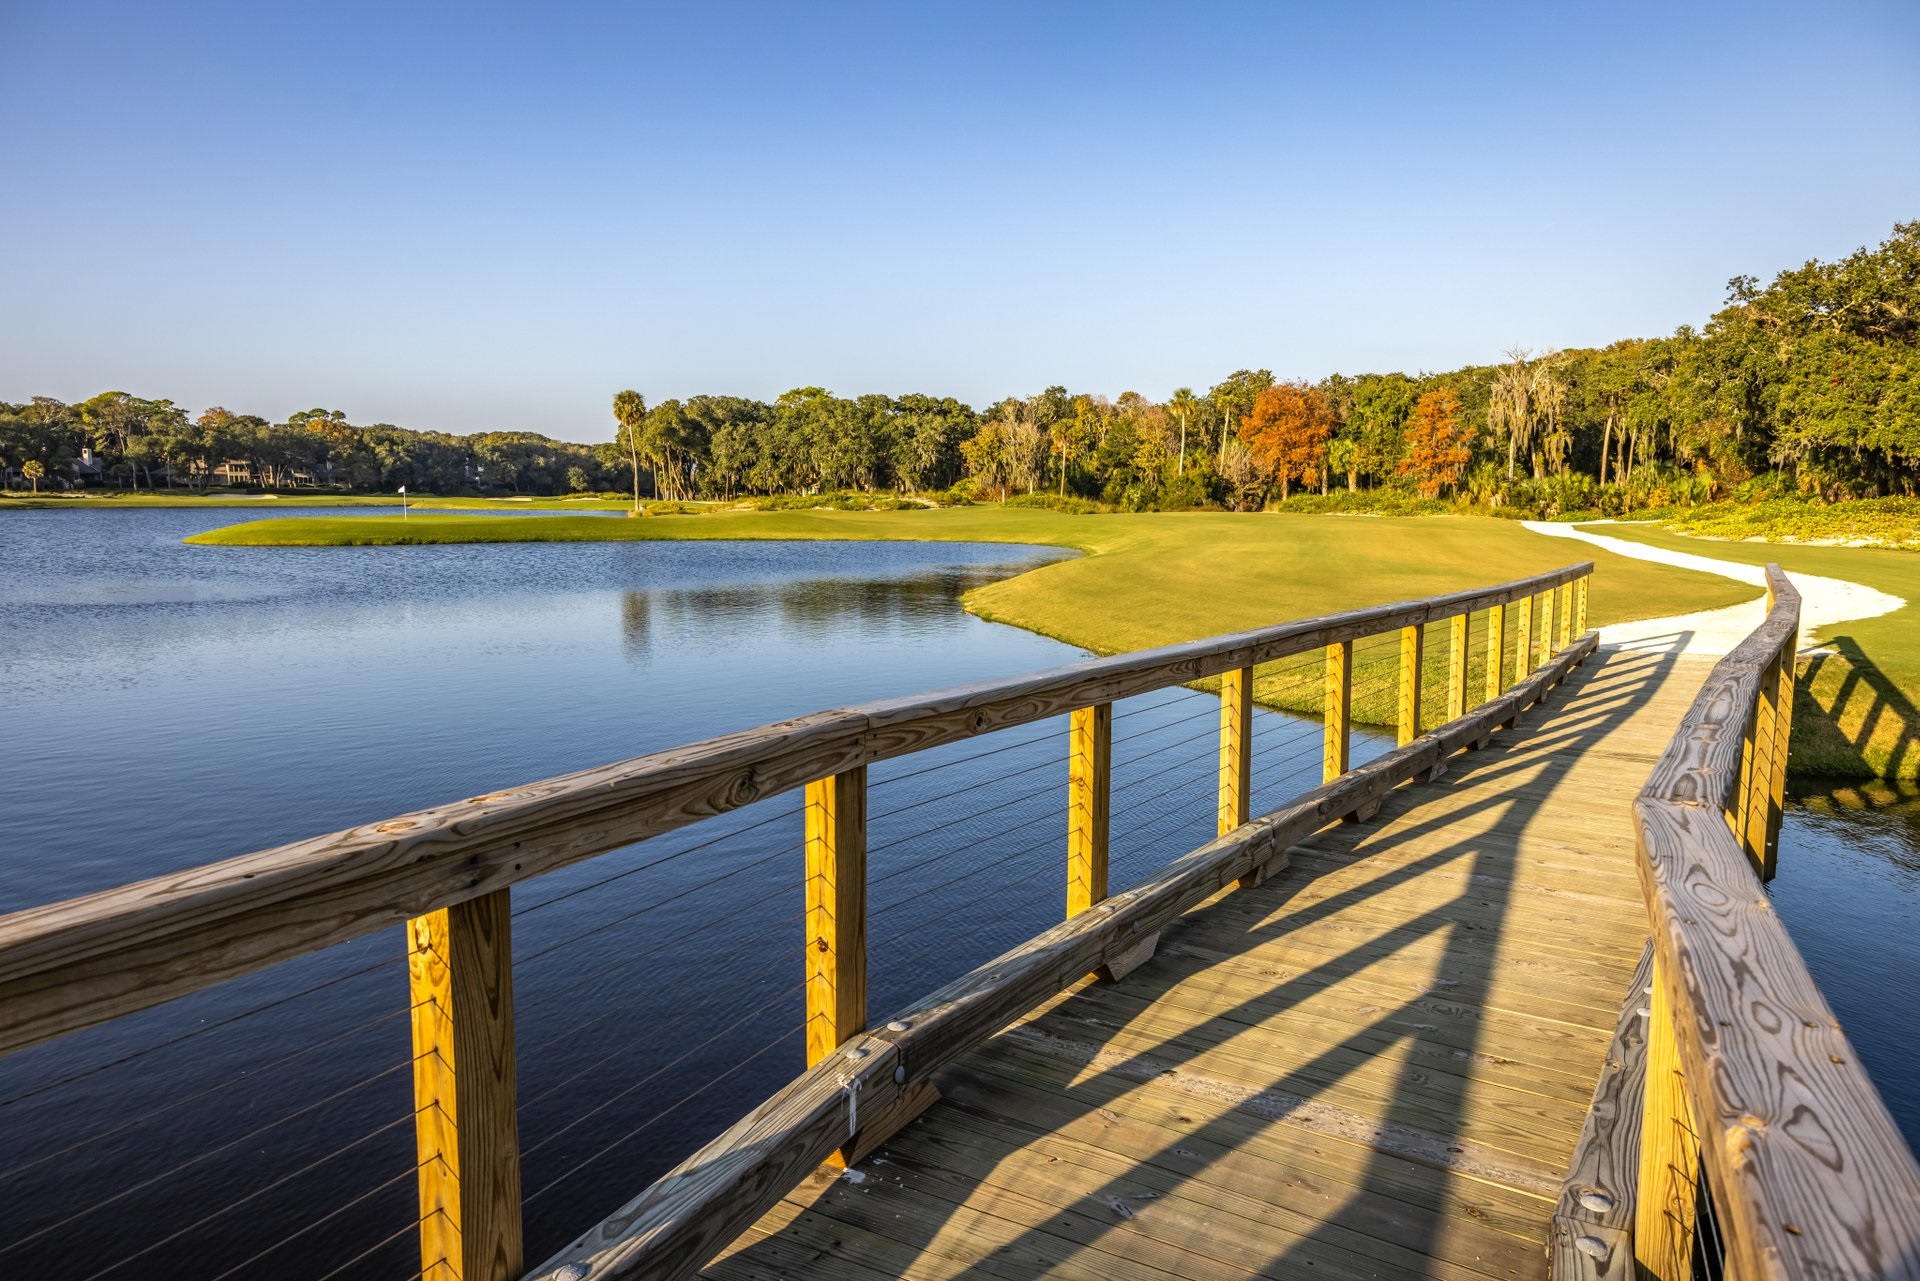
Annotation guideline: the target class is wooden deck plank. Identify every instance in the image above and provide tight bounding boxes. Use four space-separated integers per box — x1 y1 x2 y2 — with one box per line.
703 647 1711 1281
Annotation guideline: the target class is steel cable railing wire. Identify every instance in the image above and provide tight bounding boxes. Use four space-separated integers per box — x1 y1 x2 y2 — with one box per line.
26 623 1514 1279
521 997 805 1206
72 1107 417 1281
1 1044 420 1263
0 997 412 1188
203 1158 426 1281
513 835 804 970
867 749 1059 824
0 944 407 1112
517 942 809 1115
514 870 807 1018
509 798 802 921
865 717 1066 794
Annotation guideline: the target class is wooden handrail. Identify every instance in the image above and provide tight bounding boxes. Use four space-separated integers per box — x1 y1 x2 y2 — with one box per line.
524 628 1601 1281
0 562 1591 1060
1631 566 1920 1280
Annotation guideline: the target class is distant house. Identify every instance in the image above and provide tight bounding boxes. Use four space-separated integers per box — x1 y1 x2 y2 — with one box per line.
64 448 106 488
214 458 257 486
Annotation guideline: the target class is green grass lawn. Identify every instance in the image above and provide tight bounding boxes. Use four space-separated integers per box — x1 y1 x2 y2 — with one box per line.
192 508 1753 728
1580 523 1920 781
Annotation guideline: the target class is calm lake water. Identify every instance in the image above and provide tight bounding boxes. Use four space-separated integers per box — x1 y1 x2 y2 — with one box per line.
1 509 1912 1278
0 508 1374 1279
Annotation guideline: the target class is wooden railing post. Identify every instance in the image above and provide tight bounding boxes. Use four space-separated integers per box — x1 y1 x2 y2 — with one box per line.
1765 643 1794 880
1323 640 1351 782
1514 593 1535 680
1539 585 1556 667
1218 667 1252 836
1485 603 1506 700
409 890 522 1281
1635 955 1700 1281
1575 575 1589 634
805 767 867 1066
1557 581 1574 648
1398 624 1424 746
1067 704 1112 917
1739 661 1778 878
1447 613 1470 721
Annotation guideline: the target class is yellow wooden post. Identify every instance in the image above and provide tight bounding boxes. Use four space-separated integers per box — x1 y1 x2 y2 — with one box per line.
1485 603 1506 700
1218 667 1252 836
1323 641 1351 782
1397 624 1424 747
805 767 867 1067
1513 594 1534 679
1442 613 1467 721
1740 668 1777 877
1538 586 1555 665
409 890 522 1281
1067 703 1112 917
1557 581 1574 648
1764 645 1794 881
1575 575 1589 634
1636 954 1700 1281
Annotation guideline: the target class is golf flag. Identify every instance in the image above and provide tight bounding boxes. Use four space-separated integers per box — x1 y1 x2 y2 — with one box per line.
398 486 407 494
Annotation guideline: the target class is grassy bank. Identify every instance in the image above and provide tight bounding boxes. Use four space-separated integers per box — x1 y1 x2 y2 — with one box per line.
1586 523 1920 781
192 508 1753 727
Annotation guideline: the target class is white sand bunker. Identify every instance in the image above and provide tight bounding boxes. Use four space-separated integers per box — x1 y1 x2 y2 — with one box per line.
1523 521 1904 657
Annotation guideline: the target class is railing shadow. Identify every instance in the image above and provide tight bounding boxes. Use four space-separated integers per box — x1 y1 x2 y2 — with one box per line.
713 639 1690 1278
1797 634 1920 781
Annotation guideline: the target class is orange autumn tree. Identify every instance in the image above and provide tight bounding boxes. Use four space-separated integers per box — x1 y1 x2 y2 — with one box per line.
1240 380 1332 500
1398 387 1472 497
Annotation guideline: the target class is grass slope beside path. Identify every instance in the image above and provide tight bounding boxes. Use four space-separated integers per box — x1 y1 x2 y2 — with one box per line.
1581 523 1920 781
190 508 1754 726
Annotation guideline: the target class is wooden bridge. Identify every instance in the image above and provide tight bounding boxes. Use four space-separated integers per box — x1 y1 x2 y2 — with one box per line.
3 563 1917 1281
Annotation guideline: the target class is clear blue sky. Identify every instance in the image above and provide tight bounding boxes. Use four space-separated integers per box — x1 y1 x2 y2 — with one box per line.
3 1 1916 441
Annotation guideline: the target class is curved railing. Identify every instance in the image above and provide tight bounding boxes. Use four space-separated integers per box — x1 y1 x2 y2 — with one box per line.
0 564 1595 1281
1627 566 1920 1280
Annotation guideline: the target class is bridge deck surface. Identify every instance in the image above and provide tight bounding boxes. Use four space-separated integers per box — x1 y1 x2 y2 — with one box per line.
703 643 1710 1281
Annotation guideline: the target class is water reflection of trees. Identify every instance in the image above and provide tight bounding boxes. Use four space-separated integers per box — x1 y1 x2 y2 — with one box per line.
617 566 1027 659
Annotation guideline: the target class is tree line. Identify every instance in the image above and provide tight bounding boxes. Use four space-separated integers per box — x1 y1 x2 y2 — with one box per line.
7 222 1914 512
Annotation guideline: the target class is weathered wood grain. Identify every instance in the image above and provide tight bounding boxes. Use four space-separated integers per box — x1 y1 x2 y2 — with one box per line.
1448 611 1470 722
1549 941 1651 1281
1398 623 1424 747
1487 601 1507 701
1067 703 1112 919
1635 566 1920 1281
804 767 866 1070
1323 640 1352 783
0 565 1592 1059
409 890 521 1281
1217 666 1252 838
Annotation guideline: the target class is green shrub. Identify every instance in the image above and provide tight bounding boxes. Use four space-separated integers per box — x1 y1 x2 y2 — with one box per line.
1004 492 1109 514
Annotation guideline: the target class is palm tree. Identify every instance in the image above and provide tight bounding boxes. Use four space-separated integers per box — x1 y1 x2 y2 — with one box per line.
612 389 647 513
22 460 44 493
1168 388 1196 476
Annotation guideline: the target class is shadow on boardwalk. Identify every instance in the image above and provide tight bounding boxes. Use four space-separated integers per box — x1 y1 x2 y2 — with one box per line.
708 639 1695 1281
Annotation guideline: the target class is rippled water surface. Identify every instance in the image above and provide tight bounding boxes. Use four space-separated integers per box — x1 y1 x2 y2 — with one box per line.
0 508 1368 1279
1774 781 1920 1144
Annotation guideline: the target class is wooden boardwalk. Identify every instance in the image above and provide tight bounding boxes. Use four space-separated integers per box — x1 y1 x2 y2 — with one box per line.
705 642 1710 1281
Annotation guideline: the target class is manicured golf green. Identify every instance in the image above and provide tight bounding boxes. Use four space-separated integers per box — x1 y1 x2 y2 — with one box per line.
1581 523 1920 780
194 506 1749 642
